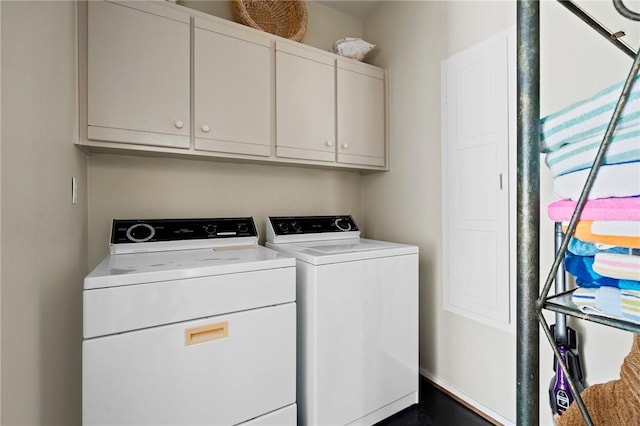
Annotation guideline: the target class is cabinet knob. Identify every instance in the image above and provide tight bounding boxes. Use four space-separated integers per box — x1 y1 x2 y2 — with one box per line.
325 140 333 147
174 120 184 129
342 143 349 150
201 124 210 133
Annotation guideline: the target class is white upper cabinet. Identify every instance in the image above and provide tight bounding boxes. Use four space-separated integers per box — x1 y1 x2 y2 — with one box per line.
194 18 271 157
81 1 388 171
275 42 336 162
87 1 190 148
336 60 386 167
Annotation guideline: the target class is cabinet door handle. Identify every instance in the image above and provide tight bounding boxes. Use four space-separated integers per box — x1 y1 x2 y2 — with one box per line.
325 140 333 147
342 143 349 150
174 120 184 129
185 321 228 346
201 124 210 133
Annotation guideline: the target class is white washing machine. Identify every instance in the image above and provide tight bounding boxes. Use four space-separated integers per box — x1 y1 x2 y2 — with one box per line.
265 215 419 426
83 217 297 426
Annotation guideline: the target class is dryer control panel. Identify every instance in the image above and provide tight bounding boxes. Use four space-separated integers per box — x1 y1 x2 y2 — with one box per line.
268 215 359 236
110 217 259 254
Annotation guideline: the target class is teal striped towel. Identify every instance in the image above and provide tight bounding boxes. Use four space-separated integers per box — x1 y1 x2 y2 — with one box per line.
545 124 640 177
540 74 640 154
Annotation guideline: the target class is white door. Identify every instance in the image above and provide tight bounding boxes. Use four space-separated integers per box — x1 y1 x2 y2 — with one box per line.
194 18 271 157
441 29 513 328
87 1 190 148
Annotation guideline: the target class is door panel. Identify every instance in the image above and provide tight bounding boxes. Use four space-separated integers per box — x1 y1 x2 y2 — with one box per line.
442 31 512 327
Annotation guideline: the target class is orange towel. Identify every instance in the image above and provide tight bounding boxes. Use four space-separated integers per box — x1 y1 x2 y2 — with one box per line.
563 221 640 249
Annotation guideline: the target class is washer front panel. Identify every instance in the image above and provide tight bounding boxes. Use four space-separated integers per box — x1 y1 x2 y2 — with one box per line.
84 266 295 338
294 253 419 425
83 304 296 425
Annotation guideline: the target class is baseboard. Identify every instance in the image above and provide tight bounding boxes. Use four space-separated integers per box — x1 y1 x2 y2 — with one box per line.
420 369 515 426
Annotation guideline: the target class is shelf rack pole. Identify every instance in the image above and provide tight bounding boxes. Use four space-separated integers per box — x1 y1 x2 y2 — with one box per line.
558 0 637 59
516 1 540 424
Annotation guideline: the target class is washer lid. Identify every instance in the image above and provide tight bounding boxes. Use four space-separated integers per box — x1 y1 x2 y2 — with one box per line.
266 238 418 265
84 245 295 290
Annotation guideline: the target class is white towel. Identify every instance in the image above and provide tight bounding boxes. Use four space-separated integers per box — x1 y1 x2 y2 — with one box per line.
553 161 640 201
591 221 640 238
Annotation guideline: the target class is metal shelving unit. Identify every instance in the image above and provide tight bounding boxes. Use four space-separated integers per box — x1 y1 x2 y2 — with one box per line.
517 0 640 424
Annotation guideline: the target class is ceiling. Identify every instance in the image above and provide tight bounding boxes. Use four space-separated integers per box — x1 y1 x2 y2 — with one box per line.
316 1 382 19
316 0 639 50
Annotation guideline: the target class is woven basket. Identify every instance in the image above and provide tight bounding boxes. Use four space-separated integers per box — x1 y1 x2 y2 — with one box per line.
232 0 308 42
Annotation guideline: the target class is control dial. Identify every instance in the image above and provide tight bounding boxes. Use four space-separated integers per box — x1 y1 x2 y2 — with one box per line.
278 222 290 232
203 224 217 236
334 217 352 231
125 223 156 242
237 223 249 233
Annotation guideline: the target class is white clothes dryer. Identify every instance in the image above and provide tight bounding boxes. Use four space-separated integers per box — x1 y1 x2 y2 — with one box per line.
83 217 297 426
265 215 419 426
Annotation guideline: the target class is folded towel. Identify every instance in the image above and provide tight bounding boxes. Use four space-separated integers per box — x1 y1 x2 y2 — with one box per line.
545 124 640 177
594 253 640 281
564 220 640 249
621 290 640 322
576 278 640 290
572 287 597 309
548 197 640 222
553 161 640 201
568 237 640 256
565 252 625 287
540 74 640 154
572 286 624 317
592 221 640 238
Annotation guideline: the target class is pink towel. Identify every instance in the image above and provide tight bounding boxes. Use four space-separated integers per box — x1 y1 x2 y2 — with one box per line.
593 253 640 281
548 197 640 221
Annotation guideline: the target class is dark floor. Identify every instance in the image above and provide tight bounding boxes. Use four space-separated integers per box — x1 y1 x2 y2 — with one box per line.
375 377 495 426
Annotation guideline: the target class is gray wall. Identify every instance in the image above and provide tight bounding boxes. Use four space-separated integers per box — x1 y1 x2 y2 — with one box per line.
1 1 87 424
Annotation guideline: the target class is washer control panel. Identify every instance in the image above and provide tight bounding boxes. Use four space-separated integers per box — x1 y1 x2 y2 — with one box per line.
111 217 257 244
268 215 359 236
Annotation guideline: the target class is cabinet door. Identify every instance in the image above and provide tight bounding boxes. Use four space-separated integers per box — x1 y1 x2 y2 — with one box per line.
194 18 271 157
276 42 335 162
336 60 386 167
87 1 190 148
